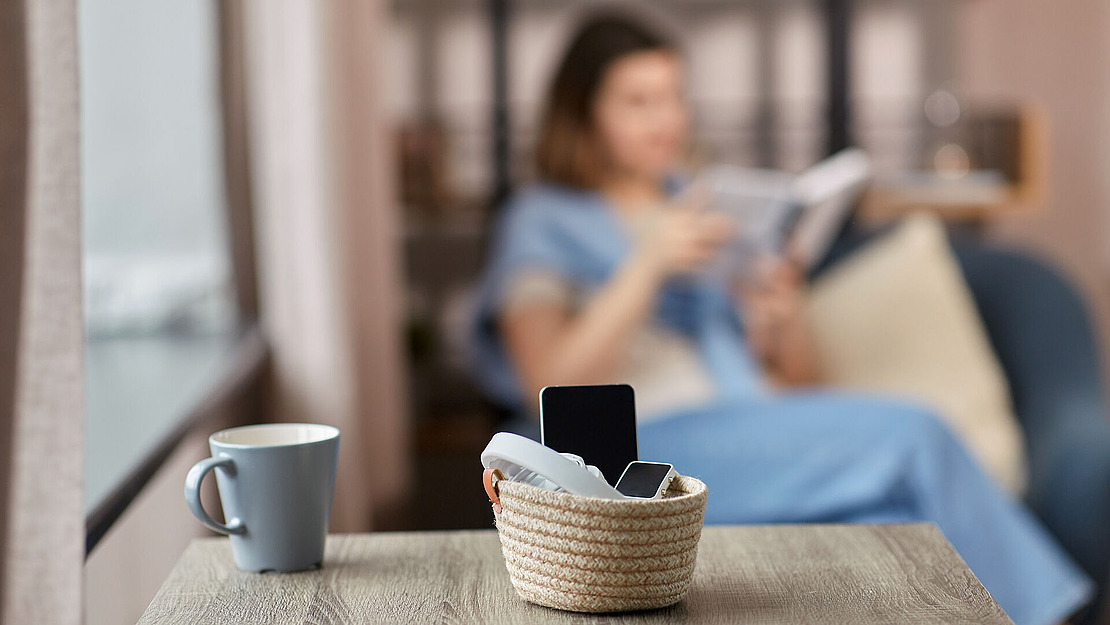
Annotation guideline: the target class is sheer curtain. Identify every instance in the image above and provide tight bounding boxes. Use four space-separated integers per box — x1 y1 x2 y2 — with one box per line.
0 0 84 622
243 0 411 531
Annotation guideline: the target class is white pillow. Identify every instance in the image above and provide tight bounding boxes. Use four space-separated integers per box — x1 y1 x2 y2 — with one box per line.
804 214 1026 494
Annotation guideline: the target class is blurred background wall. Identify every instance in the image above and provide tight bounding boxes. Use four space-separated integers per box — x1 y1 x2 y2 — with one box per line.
958 0 1110 389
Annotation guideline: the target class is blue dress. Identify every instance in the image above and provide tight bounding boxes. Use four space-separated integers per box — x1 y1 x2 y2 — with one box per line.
466 183 1093 625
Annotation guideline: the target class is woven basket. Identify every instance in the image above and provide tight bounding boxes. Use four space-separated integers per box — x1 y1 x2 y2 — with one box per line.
484 470 708 613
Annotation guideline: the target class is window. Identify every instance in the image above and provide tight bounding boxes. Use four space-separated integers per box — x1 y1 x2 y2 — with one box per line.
80 0 239 526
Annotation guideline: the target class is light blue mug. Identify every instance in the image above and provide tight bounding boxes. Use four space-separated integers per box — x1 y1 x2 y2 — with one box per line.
185 423 340 572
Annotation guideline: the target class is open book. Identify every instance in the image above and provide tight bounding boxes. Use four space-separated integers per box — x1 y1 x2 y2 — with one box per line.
697 148 872 278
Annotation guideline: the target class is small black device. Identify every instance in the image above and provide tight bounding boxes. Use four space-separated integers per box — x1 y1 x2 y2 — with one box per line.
539 384 638 487
615 461 677 499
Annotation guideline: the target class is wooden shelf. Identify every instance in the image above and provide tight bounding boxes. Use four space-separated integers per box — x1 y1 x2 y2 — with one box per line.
859 104 1049 222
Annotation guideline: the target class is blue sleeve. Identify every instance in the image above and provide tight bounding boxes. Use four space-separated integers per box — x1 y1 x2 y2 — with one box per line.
464 186 601 410
481 190 578 307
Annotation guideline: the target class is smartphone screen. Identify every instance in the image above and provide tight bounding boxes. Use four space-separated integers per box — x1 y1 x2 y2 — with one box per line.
540 384 637 486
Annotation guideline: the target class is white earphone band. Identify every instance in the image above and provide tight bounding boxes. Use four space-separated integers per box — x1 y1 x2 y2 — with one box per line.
481 433 624 500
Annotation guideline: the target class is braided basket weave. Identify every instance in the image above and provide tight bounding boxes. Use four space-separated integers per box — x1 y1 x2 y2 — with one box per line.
486 471 708 613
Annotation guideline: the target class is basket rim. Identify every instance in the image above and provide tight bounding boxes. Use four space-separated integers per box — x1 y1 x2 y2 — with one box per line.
495 473 705 503
494 474 706 517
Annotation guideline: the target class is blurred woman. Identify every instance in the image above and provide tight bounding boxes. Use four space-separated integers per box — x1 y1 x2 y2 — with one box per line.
467 13 1091 625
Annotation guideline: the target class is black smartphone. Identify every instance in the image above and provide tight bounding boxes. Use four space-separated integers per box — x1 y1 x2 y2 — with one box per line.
539 384 637 486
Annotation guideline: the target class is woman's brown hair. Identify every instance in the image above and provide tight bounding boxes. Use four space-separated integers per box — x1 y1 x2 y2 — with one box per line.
536 13 675 189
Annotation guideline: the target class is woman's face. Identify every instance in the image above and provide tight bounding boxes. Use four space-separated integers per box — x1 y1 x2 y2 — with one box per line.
592 49 688 184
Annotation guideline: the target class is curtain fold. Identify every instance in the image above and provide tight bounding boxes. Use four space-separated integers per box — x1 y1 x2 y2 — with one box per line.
0 0 84 622
242 0 410 531
323 0 412 529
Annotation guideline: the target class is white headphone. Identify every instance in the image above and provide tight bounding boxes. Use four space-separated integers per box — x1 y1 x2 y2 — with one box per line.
481 433 625 500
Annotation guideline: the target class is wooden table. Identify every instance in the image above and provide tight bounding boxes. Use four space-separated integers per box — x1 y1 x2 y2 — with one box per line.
138 524 1012 624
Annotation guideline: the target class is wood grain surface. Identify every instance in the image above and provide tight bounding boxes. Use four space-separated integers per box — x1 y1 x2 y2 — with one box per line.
138 524 1012 624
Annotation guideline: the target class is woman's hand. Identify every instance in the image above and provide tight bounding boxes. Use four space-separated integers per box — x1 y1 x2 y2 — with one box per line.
630 196 734 279
737 260 805 353
736 259 821 387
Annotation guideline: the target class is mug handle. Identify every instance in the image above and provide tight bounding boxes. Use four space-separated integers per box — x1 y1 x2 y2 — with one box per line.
185 456 245 535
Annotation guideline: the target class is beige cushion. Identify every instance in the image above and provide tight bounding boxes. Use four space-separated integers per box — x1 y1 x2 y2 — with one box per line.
804 214 1026 494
